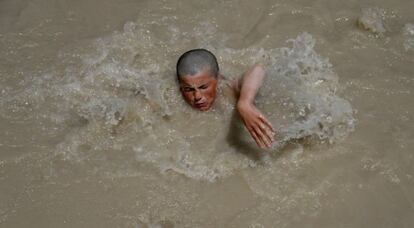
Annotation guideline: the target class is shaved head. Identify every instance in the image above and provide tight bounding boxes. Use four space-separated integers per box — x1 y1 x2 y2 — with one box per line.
176 49 219 80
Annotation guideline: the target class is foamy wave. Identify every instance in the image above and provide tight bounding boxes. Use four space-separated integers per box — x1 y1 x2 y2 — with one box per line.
1 20 355 181
404 23 414 51
357 7 387 35
267 33 355 145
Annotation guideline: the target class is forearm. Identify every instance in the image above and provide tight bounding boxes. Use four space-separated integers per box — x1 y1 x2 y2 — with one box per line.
237 64 266 107
235 64 275 148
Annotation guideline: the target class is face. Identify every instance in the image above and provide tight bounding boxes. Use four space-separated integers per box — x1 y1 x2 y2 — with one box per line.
179 70 218 111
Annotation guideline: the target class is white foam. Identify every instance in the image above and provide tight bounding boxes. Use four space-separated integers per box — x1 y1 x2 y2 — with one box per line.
403 23 414 51
357 7 387 35
2 20 355 181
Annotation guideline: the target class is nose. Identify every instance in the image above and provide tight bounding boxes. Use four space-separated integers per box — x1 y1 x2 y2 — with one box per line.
194 90 202 102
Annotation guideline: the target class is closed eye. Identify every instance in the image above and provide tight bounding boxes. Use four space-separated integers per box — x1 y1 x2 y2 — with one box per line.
198 84 209 89
182 87 194 92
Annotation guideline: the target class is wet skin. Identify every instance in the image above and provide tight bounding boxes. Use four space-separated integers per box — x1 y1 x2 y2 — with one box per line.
178 65 275 148
179 70 218 111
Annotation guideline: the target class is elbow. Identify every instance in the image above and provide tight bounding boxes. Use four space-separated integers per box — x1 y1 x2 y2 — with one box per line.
253 63 264 68
252 63 266 76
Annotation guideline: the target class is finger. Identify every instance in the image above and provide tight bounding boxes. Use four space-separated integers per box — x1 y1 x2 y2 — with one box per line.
265 128 275 144
249 127 266 148
251 131 265 148
254 126 272 148
259 115 275 133
258 119 276 143
256 122 274 144
247 122 270 149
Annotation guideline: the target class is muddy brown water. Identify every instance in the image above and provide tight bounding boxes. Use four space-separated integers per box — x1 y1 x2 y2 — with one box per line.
1 0 414 227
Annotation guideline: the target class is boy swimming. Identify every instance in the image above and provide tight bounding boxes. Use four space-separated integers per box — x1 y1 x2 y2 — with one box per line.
176 49 275 148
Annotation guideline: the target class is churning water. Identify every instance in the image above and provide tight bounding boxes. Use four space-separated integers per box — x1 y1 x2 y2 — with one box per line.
1 0 413 227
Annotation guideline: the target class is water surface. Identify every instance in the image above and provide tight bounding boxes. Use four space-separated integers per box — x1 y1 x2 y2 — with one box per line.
1 0 414 227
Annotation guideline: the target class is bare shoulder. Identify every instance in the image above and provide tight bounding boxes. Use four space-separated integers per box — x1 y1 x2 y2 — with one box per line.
218 74 240 99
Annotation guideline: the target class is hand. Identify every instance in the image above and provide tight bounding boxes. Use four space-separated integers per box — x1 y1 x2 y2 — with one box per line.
237 101 276 148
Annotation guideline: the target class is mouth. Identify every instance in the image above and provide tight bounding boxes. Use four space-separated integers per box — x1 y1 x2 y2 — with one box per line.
194 102 208 109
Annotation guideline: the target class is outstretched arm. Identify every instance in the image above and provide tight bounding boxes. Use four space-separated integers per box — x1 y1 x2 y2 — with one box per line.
235 64 275 148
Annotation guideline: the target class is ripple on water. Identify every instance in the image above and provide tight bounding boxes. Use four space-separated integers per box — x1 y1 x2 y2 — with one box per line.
1 20 355 182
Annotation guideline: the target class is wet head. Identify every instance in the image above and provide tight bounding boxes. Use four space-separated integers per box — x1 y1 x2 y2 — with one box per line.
177 49 219 111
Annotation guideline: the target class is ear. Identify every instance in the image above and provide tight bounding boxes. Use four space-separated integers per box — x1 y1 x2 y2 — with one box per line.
179 84 187 94
212 77 218 86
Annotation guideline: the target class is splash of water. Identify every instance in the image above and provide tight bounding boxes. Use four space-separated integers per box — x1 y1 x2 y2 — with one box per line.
404 23 414 51
0 20 355 181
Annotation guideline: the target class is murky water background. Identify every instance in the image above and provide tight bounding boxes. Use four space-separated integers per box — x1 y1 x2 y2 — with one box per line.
1 0 414 227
